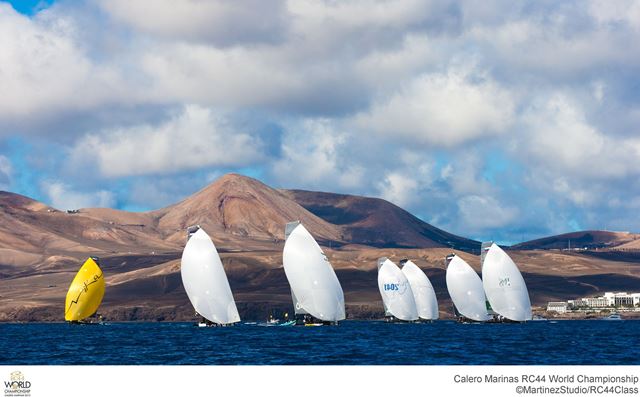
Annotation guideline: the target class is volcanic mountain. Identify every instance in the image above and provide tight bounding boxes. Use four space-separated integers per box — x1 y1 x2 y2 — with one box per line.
151 174 343 245
1 173 639 322
0 173 474 280
282 189 479 250
512 230 640 250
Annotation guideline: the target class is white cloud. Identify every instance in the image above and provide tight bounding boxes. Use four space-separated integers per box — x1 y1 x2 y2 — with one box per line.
126 175 211 210
374 151 436 208
522 93 640 179
69 105 262 177
468 7 640 77
353 67 515 146
290 0 438 29
0 155 12 190
588 0 640 31
376 172 419 208
457 194 518 231
138 43 305 110
2 0 640 243
354 34 441 93
98 0 289 46
440 153 493 197
551 177 594 207
272 119 365 190
42 181 115 210
0 4 123 122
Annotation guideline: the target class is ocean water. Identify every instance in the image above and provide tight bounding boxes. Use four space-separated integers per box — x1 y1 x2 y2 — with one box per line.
0 320 637 365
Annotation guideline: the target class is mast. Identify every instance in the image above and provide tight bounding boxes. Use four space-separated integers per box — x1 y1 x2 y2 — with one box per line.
480 241 493 270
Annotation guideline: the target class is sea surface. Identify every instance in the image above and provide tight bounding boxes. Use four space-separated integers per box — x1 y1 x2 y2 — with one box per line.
1 320 637 365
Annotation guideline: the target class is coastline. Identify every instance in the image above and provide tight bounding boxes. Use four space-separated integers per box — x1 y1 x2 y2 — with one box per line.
2 305 639 323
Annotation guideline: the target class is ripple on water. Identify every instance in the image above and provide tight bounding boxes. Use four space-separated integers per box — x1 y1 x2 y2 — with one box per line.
0 320 638 365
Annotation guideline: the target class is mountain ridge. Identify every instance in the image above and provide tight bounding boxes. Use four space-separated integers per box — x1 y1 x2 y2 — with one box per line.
1 174 639 322
0 173 479 252
512 230 640 251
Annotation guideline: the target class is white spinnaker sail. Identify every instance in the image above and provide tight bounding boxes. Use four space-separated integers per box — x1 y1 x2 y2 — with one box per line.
482 243 532 322
180 228 240 324
446 255 491 322
291 289 309 315
377 258 418 321
283 223 345 322
401 260 439 320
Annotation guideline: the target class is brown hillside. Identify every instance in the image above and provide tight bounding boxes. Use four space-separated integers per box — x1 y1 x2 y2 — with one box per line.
152 174 343 244
512 230 640 250
282 189 479 251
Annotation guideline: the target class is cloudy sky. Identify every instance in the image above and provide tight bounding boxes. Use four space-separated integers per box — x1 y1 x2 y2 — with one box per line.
1 0 639 244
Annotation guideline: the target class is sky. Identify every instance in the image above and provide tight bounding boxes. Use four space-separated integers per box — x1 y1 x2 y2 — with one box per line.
0 0 639 245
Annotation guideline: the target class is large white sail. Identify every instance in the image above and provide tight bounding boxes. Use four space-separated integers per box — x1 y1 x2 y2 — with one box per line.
446 255 491 322
181 228 240 325
401 260 439 320
377 258 418 321
283 223 345 322
482 243 532 322
291 289 309 315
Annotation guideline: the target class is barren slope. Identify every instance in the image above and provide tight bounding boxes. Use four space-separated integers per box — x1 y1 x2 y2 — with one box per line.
153 174 343 245
282 189 479 251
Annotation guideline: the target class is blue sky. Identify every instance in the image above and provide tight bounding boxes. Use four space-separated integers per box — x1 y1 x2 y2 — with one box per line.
1 0 640 245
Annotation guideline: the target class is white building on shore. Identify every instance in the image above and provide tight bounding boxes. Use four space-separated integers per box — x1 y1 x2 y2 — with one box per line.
548 292 640 312
547 302 568 313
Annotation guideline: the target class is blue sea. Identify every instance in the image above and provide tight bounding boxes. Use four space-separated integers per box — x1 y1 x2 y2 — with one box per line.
0 320 637 365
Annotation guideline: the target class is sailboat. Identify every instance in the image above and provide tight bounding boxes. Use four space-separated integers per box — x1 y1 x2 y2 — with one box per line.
482 243 532 322
180 226 240 327
377 258 418 322
400 259 439 321
282 221 345 326
64 256 105 324
445 254 491 322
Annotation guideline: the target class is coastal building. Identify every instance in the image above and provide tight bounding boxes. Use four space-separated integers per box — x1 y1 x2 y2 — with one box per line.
550 292 640 313
546 302 568 313
604 292 640 306
583 297 608 308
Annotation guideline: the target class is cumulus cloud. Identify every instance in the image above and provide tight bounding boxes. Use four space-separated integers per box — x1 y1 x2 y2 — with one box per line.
69 105 262 177
271 119 365 190
457 195 518 231
126 174 213 210
98 0 290 46
0 155 12 190
2 0 640 242
42 181 116 210
377 172 419 208
0 4 123 122
522 93 640 179
588 0 640 31
353 67 515 146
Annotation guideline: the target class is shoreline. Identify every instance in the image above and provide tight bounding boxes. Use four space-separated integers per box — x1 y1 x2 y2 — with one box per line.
2 317 639 324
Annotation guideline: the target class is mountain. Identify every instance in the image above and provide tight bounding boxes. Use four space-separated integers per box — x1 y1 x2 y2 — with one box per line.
0 174 477 254
1 173 639 322
282 189 479 251
511 230 640 250
151 173 343 245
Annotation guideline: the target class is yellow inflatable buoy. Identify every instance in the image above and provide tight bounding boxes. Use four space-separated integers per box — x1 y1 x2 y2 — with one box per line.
64 257 105 322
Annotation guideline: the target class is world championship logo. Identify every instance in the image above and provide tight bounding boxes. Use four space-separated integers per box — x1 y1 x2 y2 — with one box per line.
4 371 31 397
